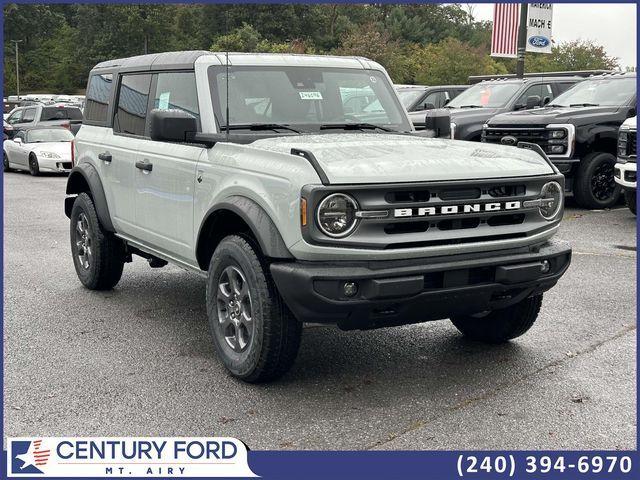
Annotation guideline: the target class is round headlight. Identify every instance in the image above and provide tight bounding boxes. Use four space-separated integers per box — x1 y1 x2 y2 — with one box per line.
539 182 563 220
316 193 358 238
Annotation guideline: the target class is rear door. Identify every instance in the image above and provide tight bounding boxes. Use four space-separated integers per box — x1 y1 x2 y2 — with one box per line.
133 71 204 261
103 72 153 236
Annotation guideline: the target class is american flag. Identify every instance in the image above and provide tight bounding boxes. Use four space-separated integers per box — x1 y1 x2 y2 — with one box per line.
491 3 520 58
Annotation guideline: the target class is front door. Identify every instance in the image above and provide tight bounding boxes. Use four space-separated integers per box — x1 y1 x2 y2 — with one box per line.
132 71 204 262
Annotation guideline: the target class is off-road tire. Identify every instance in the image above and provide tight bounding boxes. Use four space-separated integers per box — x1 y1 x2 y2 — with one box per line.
624 190 636 215
28 153 40 176
70 192 125 290
206 235 302 383
3 151 11 172
451 294 543 343
573 152 621 209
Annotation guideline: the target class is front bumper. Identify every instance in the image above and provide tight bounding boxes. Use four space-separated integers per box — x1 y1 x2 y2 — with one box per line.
38 157 73 173
270 239 571 330
614 161 636 191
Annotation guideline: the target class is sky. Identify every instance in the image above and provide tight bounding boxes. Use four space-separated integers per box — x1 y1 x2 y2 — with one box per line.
467 3 637 68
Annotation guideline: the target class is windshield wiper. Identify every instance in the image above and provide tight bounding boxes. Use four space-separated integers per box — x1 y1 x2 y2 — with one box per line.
458 104 484 109
222 123 301 134
569 103 600 107
547 103 565 108
320 123 396 132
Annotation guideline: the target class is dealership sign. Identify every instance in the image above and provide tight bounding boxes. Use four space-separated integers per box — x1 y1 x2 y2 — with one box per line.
7 437 258 477
526 3 553 54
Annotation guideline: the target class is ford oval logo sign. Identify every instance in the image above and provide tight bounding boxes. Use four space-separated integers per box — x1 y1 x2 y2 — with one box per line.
501 135 518 146
529 36 550 48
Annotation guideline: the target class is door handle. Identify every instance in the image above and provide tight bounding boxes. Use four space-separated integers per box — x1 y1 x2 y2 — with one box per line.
98 152 112 163
135 160 153 172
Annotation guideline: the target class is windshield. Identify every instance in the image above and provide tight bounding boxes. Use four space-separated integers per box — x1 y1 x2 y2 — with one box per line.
208 66 412 132
550 77 636 107
448 82 522 108
396 88 426 108
27 128 74 143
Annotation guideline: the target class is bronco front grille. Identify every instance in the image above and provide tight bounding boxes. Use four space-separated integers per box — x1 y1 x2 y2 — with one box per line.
301 176 563 250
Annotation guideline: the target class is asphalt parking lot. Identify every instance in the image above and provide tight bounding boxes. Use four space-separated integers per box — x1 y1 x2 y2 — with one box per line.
3 171 637 450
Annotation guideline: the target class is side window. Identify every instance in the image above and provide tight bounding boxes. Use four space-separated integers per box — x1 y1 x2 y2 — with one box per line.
153 72 200 123
422 91 445 109
516 83 554 108
114 74 152 137
7 110 22 124
22 108 36 123
556 82 576 95
85 73 113 123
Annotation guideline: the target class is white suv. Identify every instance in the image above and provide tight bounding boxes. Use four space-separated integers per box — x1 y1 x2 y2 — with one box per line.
66 51 571 382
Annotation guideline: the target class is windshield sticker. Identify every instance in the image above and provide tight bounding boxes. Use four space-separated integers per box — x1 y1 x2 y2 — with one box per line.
299 91 323 100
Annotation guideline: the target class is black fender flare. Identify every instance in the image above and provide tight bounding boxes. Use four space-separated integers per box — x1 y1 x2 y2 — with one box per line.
197 196 293 261
64 163 115 232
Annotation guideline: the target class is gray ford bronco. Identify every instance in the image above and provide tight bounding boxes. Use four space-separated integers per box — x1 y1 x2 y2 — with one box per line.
65 51 571 382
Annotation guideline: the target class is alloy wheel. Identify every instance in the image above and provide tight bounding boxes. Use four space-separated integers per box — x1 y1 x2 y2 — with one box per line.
591 161 616 201
216 265 254 352
75 212 93 269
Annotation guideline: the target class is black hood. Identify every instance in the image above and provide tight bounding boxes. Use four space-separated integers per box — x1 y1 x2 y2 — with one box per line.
487 105 627 127
448 107 503 126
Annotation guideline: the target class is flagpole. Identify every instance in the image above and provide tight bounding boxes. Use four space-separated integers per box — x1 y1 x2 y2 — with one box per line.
516 3 528 78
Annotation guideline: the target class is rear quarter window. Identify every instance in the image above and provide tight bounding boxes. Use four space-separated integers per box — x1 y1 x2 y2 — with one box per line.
84 73 114 124
40 107 83 121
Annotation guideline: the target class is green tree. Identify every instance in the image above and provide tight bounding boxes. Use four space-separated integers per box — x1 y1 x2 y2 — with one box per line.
411 37 507 85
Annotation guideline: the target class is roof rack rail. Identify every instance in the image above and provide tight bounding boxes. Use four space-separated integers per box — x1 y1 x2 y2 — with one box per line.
468 70 616 84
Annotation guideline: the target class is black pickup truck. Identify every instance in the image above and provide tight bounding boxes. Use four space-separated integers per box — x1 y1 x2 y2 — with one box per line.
483 73 637 209
422 74 583 141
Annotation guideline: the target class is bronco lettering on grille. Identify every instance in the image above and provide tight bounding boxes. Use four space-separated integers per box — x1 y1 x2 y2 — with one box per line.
394 201 522 218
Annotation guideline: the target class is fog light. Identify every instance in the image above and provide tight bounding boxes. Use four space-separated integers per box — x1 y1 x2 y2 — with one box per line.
343 281 358 297
540 260 551 273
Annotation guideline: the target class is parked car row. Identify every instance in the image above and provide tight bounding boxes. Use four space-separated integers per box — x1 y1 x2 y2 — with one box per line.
397 71 637 211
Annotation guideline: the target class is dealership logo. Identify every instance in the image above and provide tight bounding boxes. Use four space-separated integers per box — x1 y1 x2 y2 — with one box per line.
528 35 550 48
7 437 257 478
11 439 50 474
394 201 522 218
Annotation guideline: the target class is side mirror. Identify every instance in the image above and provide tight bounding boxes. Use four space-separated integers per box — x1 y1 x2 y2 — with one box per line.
526 95 542 109
422 102 436 111
443 97 451 106
149 109 198 143
543 96 551 106
424 110 451 138
13 137 22 144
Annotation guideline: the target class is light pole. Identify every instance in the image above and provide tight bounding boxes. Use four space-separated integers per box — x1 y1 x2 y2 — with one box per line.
515 3 528 78
10 39 23 97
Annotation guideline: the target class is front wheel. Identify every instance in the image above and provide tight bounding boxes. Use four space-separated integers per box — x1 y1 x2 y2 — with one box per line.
573 152 621 209
624 190 636 215
451 294 543 343
206 235 302 383
28 154 40 176
3 151 11 172
70 192 125 290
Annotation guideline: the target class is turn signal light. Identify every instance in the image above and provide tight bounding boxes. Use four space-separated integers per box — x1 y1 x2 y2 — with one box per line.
300 198 307 226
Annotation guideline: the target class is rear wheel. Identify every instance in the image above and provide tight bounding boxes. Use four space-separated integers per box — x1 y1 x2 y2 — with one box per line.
624 190 637 215
3 151 11 172
70 192 125 290
206 235 302 383
573 152 621 209
451 294 543 343
28 154 40 176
